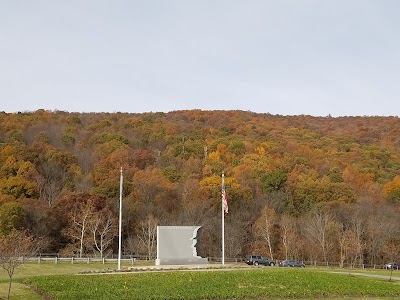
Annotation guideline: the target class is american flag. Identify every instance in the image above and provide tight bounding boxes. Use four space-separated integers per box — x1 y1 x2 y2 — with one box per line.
222 180 228 214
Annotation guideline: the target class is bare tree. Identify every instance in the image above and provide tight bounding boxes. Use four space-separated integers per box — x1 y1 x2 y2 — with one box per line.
383 241 400 267
63 200 95 257
365 206 399 266
280 214 298 260
329 201 368 267
337 225 347 268
0 230 38 300
89 209 118 258
305 210 336 263
254 207 276 260
337 226 361 268
348 212 366 267
346 229 363 268
225 219 246 260
136 214 158 259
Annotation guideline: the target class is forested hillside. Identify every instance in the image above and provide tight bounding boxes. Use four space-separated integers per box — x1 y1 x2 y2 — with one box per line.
0 110 399 266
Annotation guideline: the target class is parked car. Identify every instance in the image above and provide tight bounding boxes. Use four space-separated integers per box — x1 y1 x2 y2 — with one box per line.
384 261 400 270
279 259 305 268
246 255 275 266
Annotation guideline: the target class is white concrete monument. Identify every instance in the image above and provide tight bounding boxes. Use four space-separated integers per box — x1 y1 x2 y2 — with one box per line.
156 226 208 266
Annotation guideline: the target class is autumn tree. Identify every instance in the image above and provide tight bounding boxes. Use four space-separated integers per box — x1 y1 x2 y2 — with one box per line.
0 156 39 199
92 146 136 198
34 147 78 206
383 176 400 204
262 171 287 193
2 110 400 264
132 167 175 214
23 200 62 251
176 178 211 225
0 201 25 236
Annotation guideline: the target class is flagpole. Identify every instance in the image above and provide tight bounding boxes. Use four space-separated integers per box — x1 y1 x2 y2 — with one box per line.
222 171 225 266
118 167 123 270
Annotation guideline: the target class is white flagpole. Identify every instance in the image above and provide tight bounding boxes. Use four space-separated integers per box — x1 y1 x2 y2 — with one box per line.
118 167 123 270
222 171 225 266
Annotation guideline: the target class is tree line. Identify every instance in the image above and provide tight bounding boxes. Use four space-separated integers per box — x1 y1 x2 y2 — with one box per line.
0 110 399 266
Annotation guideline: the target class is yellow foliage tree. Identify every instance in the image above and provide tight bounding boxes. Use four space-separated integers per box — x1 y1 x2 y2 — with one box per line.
199 175 240 189
383 176 400 195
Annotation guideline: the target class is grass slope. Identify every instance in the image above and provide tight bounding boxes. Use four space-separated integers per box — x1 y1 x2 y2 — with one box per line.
25 268 400 300
0 261 134 300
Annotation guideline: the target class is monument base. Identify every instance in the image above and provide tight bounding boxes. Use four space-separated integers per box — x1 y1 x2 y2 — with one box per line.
156 257 208 266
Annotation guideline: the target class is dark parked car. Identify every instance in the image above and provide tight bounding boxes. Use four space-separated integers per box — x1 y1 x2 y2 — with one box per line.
246 255 275 266
384 261 400 270
279 259 305 268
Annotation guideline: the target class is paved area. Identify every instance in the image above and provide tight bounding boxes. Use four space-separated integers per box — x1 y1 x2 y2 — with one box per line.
333 271 400 281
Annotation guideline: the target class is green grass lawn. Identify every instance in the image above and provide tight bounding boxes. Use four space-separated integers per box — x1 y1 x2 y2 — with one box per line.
0 260 136 300
25 267 400 300
2 262 400 300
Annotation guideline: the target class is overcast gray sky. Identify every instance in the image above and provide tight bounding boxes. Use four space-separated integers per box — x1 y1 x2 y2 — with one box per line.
1 0 399 116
